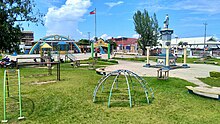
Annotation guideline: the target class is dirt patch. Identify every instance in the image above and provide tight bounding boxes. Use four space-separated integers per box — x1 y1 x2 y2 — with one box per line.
31 80 57 85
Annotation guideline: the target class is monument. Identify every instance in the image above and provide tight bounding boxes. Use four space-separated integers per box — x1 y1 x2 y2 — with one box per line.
157 14 176 69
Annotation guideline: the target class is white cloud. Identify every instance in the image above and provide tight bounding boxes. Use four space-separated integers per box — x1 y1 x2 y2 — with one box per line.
169 0 220 14
138 0 220 15
105 1 124 8
100 34 112 40
132 34 139 38
44 0 91 39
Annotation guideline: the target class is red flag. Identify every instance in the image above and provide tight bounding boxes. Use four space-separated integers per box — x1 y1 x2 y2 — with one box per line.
90 10 96 14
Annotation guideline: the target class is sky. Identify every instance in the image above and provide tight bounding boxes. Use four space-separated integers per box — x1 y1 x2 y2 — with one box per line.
22 0 220 41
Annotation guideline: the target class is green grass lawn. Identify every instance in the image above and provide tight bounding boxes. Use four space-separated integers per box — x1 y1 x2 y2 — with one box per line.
198 77 220 87
0 62 219 123
112 56 157 62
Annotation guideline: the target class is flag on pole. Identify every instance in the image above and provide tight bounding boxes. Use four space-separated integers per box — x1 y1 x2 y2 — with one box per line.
90 10 96 14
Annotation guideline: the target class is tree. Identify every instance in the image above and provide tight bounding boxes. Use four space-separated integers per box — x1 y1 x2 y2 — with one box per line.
106 39 117 50
77 39 90 45
0 0 44 53
133 9 160 55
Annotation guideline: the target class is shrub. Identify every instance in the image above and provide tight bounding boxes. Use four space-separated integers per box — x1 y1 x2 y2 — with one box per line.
210 71 220 78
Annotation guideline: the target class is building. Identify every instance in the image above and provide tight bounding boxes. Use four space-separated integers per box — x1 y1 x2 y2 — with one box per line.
111 37 138 53
168 36 220 57
19 31 34 53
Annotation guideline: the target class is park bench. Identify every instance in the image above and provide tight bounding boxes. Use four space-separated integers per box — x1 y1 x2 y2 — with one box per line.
193 60 218 65
186 86 220 100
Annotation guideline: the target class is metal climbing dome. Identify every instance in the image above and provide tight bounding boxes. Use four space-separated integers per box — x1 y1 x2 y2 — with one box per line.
93 69 154 108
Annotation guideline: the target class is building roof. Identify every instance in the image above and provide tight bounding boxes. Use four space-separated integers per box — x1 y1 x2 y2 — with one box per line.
170 36 220 45
112 37 137 46
22 31 34 33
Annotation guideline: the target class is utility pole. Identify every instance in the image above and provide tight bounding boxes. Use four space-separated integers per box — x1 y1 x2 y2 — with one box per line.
88 32 90 44
203 22 207 54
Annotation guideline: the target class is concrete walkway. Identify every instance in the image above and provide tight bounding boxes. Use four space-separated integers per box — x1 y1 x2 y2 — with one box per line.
105 60 220 86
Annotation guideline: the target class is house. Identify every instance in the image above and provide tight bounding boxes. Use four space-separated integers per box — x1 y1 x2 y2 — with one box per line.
19 31 34 53
111 37 138 53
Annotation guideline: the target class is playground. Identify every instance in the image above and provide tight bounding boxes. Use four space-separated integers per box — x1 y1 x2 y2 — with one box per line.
0 53 220 123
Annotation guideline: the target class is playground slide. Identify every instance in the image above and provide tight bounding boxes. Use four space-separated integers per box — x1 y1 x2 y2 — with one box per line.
29 42 40 54
66 53 77 61
72 43 82 53
99 46 106 54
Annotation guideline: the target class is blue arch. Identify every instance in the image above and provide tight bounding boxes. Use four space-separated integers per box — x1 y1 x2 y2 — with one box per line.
41 35 70 41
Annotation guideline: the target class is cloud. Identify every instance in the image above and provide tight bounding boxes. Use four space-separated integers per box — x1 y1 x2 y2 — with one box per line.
138 0 220 14
132 34 139 38
44 0 91 39
105 1 124 8
100 34 112 40
169 0 220 14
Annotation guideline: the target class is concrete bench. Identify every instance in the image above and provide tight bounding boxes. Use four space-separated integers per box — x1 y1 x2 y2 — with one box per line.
186 86 220 100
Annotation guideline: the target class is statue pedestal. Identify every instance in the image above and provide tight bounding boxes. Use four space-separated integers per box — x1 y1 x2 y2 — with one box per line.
157 28 176 69
156 53 176 67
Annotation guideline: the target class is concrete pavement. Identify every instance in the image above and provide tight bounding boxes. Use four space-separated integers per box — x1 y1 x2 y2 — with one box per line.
104 60 220 86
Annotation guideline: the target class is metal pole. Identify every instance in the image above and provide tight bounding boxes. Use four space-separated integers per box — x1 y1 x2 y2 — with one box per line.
203 22 207 54
88 32 90 44
108 43 110 59
95 8 96 38
91 42 94 58
2 70 7 122
18 69 24 120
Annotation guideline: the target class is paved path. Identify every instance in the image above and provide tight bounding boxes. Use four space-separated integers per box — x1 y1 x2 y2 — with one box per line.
105 60 220 86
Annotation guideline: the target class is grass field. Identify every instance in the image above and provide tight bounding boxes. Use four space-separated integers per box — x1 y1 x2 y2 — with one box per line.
198 77 220 87
0 61 219 123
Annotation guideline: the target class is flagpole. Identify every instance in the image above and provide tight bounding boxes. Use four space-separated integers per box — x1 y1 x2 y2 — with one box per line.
95 8 97 39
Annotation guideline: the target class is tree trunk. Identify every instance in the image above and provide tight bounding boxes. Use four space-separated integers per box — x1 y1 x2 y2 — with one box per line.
142 47 146 55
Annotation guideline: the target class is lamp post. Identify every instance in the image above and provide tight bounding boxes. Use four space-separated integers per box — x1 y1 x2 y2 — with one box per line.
164 42 171 70
182 42 190 68
203 22 207 55
144 46 150 67
88 32 91 44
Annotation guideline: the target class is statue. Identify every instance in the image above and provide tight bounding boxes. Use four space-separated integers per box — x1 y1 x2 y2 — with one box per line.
163 14 169 29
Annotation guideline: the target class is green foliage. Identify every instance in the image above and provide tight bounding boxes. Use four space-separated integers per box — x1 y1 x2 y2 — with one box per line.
113 56 157 62
210 71 220 78
106 39 117 49
133 10 160 55
178 41 183 46
97 58 118 64
77 39 90 45
0 0 44 53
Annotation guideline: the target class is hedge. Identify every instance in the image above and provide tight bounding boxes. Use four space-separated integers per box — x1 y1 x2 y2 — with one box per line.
210 71 220 78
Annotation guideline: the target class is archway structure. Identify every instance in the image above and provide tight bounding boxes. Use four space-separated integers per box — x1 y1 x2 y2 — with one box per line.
29 34 81 54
